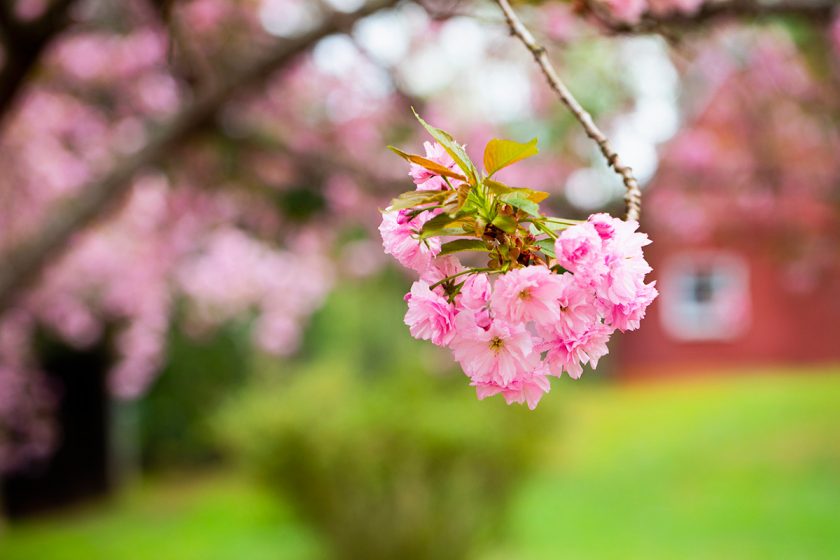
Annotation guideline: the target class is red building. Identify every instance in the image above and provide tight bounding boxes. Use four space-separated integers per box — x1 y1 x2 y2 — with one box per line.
619 240 840 378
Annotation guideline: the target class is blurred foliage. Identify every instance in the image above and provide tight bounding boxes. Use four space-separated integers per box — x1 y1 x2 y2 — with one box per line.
138 322 253 469
782 20 837 81
276 186 327 223
3 369 839 560
562 40 628 119
495 369 840 560
214 273 554 560
0 472 317 560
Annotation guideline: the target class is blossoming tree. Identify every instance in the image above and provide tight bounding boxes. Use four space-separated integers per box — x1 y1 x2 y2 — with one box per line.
1 0 838 469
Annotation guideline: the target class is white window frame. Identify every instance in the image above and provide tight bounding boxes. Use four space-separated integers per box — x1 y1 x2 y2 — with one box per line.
659 251 751 342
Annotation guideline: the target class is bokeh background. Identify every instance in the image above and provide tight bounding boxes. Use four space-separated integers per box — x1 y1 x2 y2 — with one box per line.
1 0 839 558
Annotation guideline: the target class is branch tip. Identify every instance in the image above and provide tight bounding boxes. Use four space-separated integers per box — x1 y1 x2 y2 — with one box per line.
493 0 642 222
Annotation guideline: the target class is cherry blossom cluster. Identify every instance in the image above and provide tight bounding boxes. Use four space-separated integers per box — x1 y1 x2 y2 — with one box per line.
380 114 656 409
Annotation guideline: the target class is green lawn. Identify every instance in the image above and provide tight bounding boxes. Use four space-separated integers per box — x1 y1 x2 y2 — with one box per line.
497 368 840 560
2 368 840 559
0 474 321 560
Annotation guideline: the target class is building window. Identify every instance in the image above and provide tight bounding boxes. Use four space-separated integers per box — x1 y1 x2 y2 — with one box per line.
660 252 750 341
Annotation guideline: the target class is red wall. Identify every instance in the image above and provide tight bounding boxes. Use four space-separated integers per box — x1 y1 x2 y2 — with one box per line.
618 241 840 379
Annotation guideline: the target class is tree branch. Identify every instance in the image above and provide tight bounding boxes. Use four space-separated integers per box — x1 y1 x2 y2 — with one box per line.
493 0 642 222
587 0 836 35
146 0 216 91
0 0 398 315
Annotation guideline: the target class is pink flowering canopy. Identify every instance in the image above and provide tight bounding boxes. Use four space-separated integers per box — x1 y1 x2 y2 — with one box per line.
0 0 836 471
381 112 657 409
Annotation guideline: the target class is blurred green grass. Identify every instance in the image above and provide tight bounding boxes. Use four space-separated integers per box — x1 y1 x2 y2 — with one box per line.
0 473 321 560
2 368 839 560
497 368 840 560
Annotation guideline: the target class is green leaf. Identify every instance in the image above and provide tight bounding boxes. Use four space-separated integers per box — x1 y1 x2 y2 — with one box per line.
535 238 556 258
412 108 478 184
432 226 472 237
484 179 549 204
439 239 489 256
387 190 448 211
460 187 486 215
483 137 539 177
500 192 540 217
475 216 487 238
491 214 518 234
387 146 467 182
419 212 459 238
419 212 474 239
485 179 513 196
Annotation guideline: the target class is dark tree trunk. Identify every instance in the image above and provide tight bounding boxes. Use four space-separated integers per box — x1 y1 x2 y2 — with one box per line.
2 336 111 519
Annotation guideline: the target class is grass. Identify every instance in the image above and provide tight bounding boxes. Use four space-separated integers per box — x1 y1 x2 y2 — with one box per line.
2 367 839 559
496 367 840 560
0 473 320 560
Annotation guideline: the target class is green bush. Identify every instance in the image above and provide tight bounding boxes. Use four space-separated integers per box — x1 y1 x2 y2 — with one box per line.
139 323 253 469
216 364 548 560
214 275 553 560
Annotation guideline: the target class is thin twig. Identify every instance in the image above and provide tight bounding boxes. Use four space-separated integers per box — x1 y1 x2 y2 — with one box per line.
493 0 642 222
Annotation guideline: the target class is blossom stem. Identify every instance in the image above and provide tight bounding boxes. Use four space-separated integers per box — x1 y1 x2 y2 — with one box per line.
543 217 583 225
493 0 642 222
528 219 558 240
429 267 494 290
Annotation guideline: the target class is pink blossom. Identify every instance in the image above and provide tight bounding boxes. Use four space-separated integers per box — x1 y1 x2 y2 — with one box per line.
409 141 458 191
587 212 617 241
458 272 491 312
649 0 704 16
554 272 601 334
602 216 651 261
420 255 464 285
492 266 566 326
15 0 47 21
675 0 705 14
473 364 551 410
542 3 578 43
555 222 608 283
603 281 658 332
832 15 840 57
588 215 657 326
455 273 493 329
598 256 652 305
182 0 232 32
603 0 648 24
404 281 457 347
379 209 441 273
539 322 613 379
176 228 332 354
449 311 539 386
